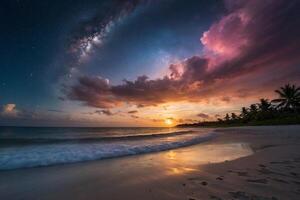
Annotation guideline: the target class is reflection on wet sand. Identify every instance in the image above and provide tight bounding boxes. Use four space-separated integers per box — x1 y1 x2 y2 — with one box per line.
161 143 253 175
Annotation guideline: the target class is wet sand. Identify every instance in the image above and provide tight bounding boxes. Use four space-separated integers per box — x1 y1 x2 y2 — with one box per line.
0 125 300 200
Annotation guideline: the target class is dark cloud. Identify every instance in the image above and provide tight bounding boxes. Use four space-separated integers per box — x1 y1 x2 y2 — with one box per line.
47 109 65 113
130 115 139 119
82 109 115 116
221 96 231 103
66 0 300 109
197 113 210 119
66 56 211 108
215 114 221 118
67 76 120 108
128 110 138 114
58 97 65 101
95 109 113 116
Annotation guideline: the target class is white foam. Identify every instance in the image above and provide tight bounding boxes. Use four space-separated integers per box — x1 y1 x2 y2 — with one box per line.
0 131 216 170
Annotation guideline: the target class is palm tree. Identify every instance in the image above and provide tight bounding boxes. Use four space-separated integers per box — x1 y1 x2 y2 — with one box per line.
272 84 300 112
258 98 272 112
240 107 249 122
241 107 248 117
224 113 230 122
231 113 238 121
217 118 223 123
249 104 258 113
248 104 258 120
256 98 274 120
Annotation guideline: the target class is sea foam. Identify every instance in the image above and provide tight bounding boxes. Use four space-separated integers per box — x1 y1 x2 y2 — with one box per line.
0 131 216 170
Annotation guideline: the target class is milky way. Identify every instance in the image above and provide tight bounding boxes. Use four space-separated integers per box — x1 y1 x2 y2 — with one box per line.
66 0 147 72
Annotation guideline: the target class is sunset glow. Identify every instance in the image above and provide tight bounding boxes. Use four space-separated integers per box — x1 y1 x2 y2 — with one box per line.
164 119 173 126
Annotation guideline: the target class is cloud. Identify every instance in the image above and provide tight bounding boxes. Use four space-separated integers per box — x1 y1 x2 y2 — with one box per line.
3 104 16 113
128 110 138 114
47 109 65 113
66 0 300 109
95 109 113 116
215 114 221 118
1 104 18 117
66 57 211 108
205 0 300 82
197 113 210 119
0 104 71 126
221 96 231 103
66 76 120 108
130 115 139 119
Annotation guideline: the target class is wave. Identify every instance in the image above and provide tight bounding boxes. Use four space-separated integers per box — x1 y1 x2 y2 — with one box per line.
0 130 194 145
0 131 216 170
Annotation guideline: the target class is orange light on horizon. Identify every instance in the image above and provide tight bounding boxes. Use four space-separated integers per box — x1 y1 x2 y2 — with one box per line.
164 118 173 126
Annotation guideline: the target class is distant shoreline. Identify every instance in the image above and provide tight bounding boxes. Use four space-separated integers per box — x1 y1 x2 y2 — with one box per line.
176 119 300 128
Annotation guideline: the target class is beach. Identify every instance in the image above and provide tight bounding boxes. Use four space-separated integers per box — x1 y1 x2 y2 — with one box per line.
1 125 300 200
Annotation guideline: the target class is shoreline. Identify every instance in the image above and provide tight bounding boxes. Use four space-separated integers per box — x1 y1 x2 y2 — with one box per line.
1 125 300 199
176 122 300 128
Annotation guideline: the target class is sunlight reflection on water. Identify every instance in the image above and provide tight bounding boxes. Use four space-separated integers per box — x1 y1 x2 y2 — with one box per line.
161 143 253 175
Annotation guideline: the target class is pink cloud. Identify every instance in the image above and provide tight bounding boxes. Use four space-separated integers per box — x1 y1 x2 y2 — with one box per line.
201 10 250 61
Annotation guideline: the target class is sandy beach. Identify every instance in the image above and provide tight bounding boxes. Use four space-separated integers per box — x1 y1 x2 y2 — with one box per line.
1 125 300 200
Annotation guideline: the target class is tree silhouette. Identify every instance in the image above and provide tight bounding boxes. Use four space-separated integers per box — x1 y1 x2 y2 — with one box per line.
231 113 238 121
272 84 300 112
240 107 249 122
177 84 300 128
258 98 272 112
224 113 230 122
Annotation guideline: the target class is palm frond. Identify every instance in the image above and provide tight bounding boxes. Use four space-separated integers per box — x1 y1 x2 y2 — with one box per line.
271 98 285 103
275 90 285 97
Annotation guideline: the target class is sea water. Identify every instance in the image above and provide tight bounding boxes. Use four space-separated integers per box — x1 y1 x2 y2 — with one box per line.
0 127 216 170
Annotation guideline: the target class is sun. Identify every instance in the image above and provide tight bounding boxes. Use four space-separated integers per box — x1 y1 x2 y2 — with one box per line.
164 118 173 126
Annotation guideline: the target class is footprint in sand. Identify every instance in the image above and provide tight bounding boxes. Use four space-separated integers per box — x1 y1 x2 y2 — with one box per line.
290 172 298 176
270 160 292 164
228 170 249 177
246 178 268 184
271 178 289 184
201 181 208 186
293 180 300 185
209 195 223 200
286 165 295 169
259 164 267 168
229 191 278 200
187 177 208 186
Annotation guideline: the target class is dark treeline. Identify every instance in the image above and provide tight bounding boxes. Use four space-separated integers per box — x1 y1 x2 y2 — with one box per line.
177 84 300 127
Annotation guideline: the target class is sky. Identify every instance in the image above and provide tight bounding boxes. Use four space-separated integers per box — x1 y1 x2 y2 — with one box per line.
0 0 300 127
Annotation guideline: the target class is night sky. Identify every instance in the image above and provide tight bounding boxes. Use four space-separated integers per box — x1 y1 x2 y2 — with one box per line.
1 0 300 126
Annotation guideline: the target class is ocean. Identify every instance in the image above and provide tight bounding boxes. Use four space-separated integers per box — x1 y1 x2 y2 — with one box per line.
0 127 216 170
